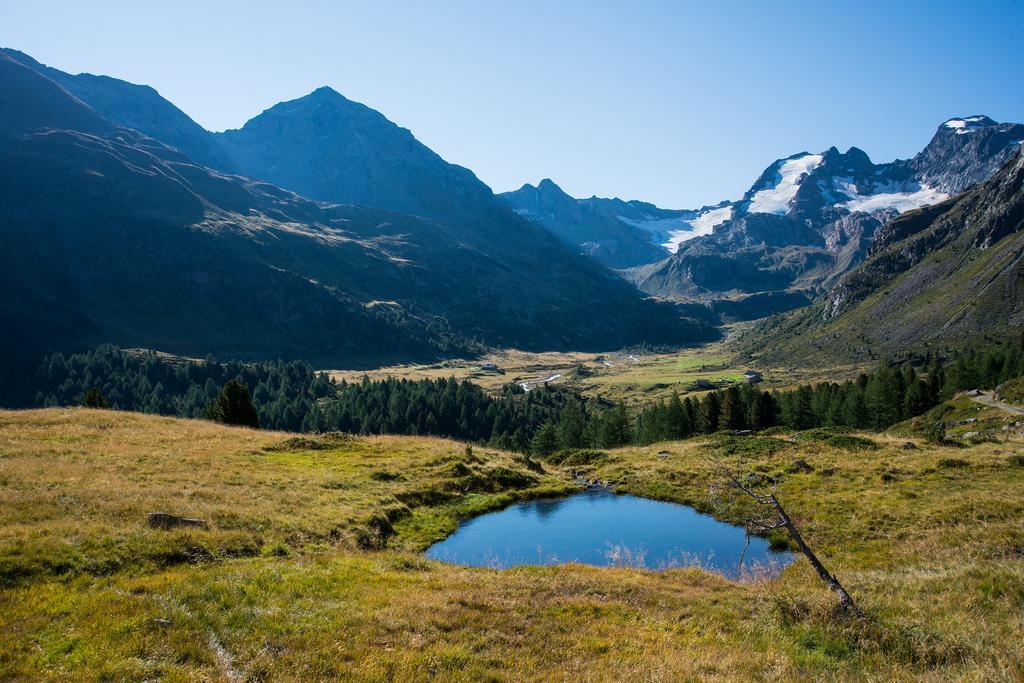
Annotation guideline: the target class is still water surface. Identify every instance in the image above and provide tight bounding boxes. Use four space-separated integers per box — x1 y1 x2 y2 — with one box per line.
426 486 795 578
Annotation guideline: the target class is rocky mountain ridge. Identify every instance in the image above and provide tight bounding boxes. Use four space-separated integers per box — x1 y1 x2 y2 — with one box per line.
629 116 1024 318
744 145 1024 362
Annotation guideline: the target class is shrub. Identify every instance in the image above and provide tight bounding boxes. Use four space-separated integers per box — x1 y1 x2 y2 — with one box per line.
925 421 947 445
546 449 607 466
82 388 107 409
821 435 880 451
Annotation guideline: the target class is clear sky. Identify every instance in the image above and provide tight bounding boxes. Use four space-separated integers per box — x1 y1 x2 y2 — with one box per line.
2 0 1022 207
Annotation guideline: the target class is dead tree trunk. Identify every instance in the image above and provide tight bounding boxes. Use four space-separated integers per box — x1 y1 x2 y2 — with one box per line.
709 456 864 618
762 493 863 617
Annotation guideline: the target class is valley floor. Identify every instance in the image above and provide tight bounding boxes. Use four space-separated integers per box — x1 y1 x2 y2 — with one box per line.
327 337 861 405
1 409 1023 680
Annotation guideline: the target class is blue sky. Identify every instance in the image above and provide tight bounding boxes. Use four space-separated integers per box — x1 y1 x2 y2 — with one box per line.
2 0 1022 207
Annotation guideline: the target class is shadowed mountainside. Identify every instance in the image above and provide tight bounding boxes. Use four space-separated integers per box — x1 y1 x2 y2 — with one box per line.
0 51 719 404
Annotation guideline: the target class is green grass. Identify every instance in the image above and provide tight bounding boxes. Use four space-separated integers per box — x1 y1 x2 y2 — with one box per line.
2 408 1024 680
894 396 1015 443
997 377 1024 407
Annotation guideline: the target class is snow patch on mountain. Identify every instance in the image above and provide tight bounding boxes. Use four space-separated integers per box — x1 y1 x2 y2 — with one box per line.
620 204 733 253
618 214 696 248
747 153 823 214
945 116 994 134
835 177 948 213
662 205 733 252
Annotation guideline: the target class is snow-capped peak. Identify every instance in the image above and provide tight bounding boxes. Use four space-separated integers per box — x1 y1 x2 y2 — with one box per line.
944 115 997 134
746 153 823 215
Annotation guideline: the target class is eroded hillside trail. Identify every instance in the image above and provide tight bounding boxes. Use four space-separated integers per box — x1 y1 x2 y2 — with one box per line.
970 391 1024 416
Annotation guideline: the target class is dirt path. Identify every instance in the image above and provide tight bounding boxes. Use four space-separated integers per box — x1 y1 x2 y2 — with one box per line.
970 391 1024 416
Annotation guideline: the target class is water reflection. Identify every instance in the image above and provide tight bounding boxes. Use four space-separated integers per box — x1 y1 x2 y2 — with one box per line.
516 496 567 519
426 487 796 579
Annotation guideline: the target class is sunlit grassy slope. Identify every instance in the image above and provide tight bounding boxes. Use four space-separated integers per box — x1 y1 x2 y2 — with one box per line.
1 408 1023 680
328 340 860 405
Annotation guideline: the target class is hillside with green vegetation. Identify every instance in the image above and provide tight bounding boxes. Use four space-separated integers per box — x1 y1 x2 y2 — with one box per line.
997 376 1024 407
1 408 1022 680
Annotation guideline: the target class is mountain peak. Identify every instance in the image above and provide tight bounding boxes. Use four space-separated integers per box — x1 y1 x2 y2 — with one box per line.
309 85 344 99
290 86 352 108
942 115 997 132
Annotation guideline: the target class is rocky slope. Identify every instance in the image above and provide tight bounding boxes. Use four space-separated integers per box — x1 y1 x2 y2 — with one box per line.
498 179 670 267
499 180 734 268
213 86 495 225
0 51 719 397
629 117 1023 318
1 48 229 169
744 145 1024 362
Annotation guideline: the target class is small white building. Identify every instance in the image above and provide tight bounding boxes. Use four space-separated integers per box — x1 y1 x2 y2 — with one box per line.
743 370 763 384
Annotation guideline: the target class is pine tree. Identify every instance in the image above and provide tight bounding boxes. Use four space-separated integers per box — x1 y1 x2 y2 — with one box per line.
83 388 108 409
207 379 260 428
720 386 744 430
864 368 900 430
599 405 631 447
530 422 559 457
557 400 586 449
700 392 721 433
748 391 775 430
665 392 686 439
903 380 929 419
789 386 815 430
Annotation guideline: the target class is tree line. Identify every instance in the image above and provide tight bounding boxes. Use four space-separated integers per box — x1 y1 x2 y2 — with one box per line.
31 340 1024 455
34 345 329 431
31 345 571 446
531 342 1024 454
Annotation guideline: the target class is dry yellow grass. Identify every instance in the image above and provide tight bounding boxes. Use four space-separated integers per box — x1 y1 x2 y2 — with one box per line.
0 408 570 581
1 409 1023 680
326 340 859 405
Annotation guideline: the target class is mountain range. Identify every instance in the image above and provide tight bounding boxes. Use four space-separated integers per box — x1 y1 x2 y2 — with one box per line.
0 48 719 402
498 179 730 268
2 44 1021 398
634 116 1023 314
502 113 1023 320
745 142 1024 363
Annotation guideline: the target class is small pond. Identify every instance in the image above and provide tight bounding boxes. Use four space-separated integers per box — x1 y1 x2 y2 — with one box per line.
426 486 796 578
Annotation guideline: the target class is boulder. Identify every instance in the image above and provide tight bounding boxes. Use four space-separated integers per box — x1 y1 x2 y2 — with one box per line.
147 512 208 530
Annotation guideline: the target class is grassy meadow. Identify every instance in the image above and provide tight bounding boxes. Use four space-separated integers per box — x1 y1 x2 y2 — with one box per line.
327 340 859 405
1 407 1023 680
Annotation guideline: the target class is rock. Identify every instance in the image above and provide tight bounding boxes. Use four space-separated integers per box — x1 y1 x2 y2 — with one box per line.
900 442 918 450
152 618 172 627
657 450 670 458
962 431 980 439
730 430 753 436
147 512 208 530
